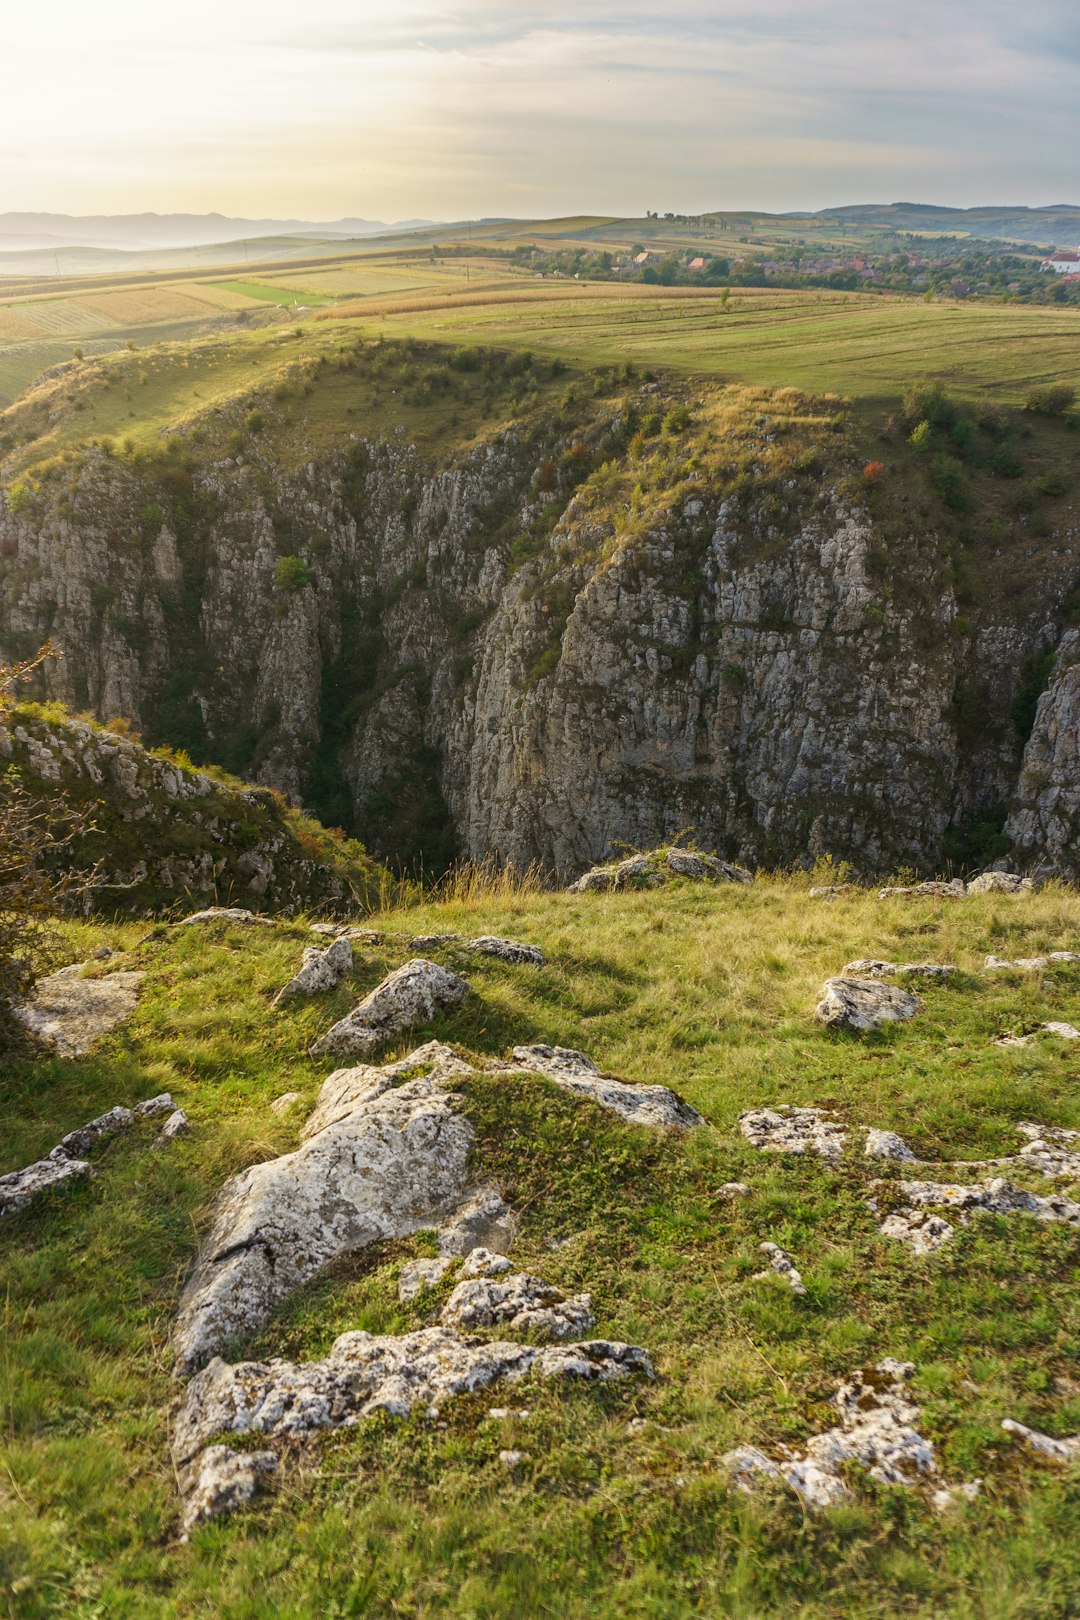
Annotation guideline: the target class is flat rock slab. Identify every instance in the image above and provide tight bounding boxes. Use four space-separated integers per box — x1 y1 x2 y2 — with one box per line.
880 1175 1080 1254
986 952 1080 971
466 937 545 966
740 1105 846 1158
878 881 966 899
0 1150 91 1218
176 908 272 927
14 969 146 1057
310 959 469 1059
967 872 1033 895
815 977 921 1032
842 960 955 980
273 936 353 1005
507 1045 705 1129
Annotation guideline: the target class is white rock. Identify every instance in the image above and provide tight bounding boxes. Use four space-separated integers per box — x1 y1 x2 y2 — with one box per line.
174 1328 652 1477
865 1129 917 1162
0 1151 91 1219
723 1361 954 1511
269 1092 303 1116
1043 1021 1080 1040
176 908 270 927
932 1480 982 1513
273 937 353 1004
59 1105 134 1156
966 872 1032 895
302 1041 473 1140
440 1272 595 1339
460 1247 514 1277
753 1241 807 1296
815 977 921 1032
438 1188 519 1257
878 881 966 899
13 970 146 1057
717 1182 752 1199
178 1444 277 1536
985 952 1080 972
878 1209 955 1255
467 937 545 966
499 1449 526 1469
155 1109 190 1146
842 960 955 980
398 1256 456 1303
880 1176 1080 1254
739 1105 846 1159
1015 1122 1080 1180
1001 1419 1080 1464
508 1045 705 1129
309 959 470 1059
134 1093 175 1119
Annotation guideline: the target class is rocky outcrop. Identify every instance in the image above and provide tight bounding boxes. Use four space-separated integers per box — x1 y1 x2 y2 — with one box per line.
1008 631 1080 878
273 936 353 1004
568 849 752 893
505 1045 705 1128
5 374 1078 880
309 958 470 1058
1 1091 177 1218
739 1105 846 1158
815 977 921 1032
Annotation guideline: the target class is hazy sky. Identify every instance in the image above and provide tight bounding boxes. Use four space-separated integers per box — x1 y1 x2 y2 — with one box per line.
5 0 1078 219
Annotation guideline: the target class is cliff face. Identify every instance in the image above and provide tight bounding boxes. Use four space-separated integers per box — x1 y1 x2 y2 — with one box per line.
1007 631 1080 878
2 378 1078 879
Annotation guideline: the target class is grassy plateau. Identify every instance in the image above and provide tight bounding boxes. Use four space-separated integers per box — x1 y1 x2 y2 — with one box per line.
3 874 1080 1617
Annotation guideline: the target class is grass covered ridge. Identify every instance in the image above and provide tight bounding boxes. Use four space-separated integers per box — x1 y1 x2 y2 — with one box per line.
3 875 1080 1616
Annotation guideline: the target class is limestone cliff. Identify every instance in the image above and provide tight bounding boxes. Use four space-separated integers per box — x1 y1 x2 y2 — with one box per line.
2 360 1078 878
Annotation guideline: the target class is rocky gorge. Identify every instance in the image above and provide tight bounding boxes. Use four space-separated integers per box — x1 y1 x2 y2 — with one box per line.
2 351 1078 879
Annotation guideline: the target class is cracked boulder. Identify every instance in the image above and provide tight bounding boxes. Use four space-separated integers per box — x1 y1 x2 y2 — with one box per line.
273 937 353 1005
466 937 545 966
739 1105 846 1159
506 1046 704 1129
0 1150 91 1219
815 977 921 1032
310 959 469 1059
13 967 146 1057
178 1445 277 1539
966 872 1033 895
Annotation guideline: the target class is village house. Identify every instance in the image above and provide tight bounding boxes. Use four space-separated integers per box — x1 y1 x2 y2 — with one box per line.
687 256 706 272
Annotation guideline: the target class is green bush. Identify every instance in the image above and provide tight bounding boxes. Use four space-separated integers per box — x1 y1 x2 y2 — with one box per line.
274 555 311 592
1023 383 1076 416
5 482 32 516
909 420 933 451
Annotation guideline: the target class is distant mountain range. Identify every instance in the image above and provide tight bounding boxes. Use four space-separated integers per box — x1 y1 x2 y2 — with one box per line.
0 212 438 253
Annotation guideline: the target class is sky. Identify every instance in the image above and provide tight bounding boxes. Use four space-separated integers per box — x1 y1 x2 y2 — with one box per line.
3 0 1078 221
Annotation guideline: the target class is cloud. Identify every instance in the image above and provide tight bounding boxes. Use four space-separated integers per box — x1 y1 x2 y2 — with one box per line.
2 0 1077 215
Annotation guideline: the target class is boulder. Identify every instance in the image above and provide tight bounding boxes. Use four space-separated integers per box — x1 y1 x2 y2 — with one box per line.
568 848 752 893
176 908 271 927
273 936 353 1004
877 880 966 899
437 1187 519 1256
1001 1419 1080 1465
13 968 146 1057
966 872 1033 895
864 1129 917 1162
815 977 921 1032
59 1105 134 1156
0 1150 90 1219
398 1256 457 1303
154 1108 190 1146
985 952 1080 971
841 960 955 980
177 1444 278 1538
753 1242 807 1296
309 959 469 1059
880 1176 1080 1254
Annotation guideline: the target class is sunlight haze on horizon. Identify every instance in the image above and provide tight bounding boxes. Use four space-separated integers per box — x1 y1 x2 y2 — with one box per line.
4 0 1079 220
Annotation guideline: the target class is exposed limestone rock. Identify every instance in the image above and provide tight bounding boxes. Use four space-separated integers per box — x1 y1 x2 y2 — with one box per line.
880 1176 1080 1254
809 884 853 899
440 1272 595 1339
1043 1021 1080 1039
59 1105 135 1157
1015 1123 1080 1180
466 936 545 966
178 1444 278 1538
865 1129 917 1163
499 1449 527 1470
753 1242 807 1296
717 1182 752 1199
437 1188 518 1257
1001 1419 1080 1464
174 1328 652 1522
310 923 382 945
177 908 271 927
301 1041 472 1140
398 1257 457 1303
815 976 921 1032
409 934 462 950
931 1480 983 1513
724 1361 969 1511
13 968 145 1057
985 951 1080 971
507 1045 705 1129
172 1070 476 1374
155 1109 190 1146
133 1093 175 1119
269 1092 302 1116
309 959 470 1059
878 1209 955 1255
568 849 752 893
841 960 955 980
739 1105 846 1159
0 1151 91 1219
966 872 1032 895
877 880 966 899
272 936 353 1005
459 1247 513 1277
1007 630 1080 880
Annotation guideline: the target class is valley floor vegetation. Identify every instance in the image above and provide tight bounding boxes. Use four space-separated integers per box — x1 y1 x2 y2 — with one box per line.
3 871 1080 1617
